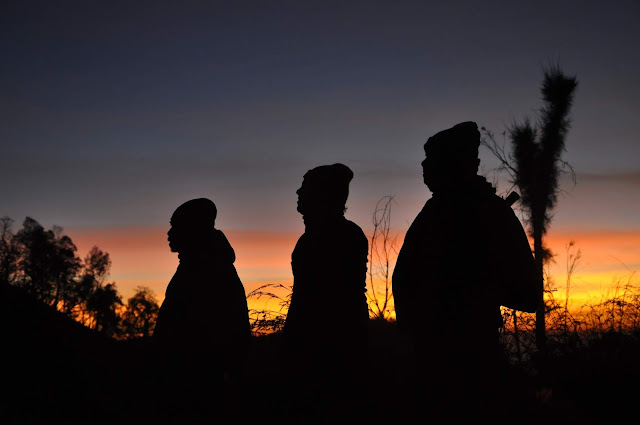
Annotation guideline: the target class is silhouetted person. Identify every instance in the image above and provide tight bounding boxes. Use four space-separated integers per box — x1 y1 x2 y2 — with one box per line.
392 122 539 423
152 198 251 424
282 163 369 423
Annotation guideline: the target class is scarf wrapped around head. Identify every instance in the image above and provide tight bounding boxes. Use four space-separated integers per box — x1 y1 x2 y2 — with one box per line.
424 121 480 162
171 198 217 230
303 163 354 214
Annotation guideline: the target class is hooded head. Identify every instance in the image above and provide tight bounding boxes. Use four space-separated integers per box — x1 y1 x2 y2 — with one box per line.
168 198 217 253
296 163 353 218
421 121 481 193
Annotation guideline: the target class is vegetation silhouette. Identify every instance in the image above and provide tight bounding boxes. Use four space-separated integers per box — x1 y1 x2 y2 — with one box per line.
120 285 159 339
246 282 291 335
0 216 162 422
0 216 159 338
482 65 579 352
497 256 640 425
392 121 540 423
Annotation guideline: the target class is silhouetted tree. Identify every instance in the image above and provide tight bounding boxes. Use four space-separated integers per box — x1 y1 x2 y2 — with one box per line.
83 246 112 280
121 286 160 339
0 216 18 286
13 217 81 310
4 216 127 337
76 248 123 337
483 66 578 351
73 246 113 319
86 282 122 338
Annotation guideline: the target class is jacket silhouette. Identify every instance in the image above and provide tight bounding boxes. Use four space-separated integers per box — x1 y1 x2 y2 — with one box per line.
283 217 369 354
393 176 539 338
282 163 369 422
392 122 539 422
153 198 250 423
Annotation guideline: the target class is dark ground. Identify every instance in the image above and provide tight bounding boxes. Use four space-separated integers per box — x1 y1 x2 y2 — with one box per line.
2 284 639 424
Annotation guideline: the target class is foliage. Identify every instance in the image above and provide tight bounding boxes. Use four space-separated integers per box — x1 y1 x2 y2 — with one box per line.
121 286 160 339
85 282 122 337
0 215 159 339
482 65 578 350
510 67 578 239
12 217 82 311
71 247 113 321
0 216 19 286
581 270 640 333
499 245 640 374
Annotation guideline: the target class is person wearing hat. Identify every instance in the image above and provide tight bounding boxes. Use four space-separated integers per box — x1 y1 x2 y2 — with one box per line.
282 163 369 422
153 198 251 423
392 122 539 423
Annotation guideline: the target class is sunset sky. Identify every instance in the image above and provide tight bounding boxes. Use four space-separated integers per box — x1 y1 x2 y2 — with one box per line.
2 1 639 311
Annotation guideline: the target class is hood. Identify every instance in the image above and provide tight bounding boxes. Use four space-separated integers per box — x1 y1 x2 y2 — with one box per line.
177 228 236 265
211 229 236 264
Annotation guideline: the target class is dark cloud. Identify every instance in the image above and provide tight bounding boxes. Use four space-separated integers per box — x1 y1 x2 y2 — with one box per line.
579 171 640 186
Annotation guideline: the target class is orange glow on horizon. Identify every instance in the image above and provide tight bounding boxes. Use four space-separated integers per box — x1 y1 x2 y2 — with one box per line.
66 225 638 313
540 229 639 311
68 226 299 303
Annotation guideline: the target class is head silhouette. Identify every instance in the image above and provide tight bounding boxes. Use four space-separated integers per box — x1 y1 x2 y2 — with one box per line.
168 198 217 253
296 163 354 218
421 121 481 193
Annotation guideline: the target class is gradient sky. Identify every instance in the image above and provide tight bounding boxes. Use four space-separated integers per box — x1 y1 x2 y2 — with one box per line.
2 1 639 307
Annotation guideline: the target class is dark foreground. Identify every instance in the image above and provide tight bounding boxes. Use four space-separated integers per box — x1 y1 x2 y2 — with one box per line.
2 284 639 424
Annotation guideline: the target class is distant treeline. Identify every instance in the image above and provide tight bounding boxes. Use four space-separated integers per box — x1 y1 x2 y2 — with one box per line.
0 216 159 339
